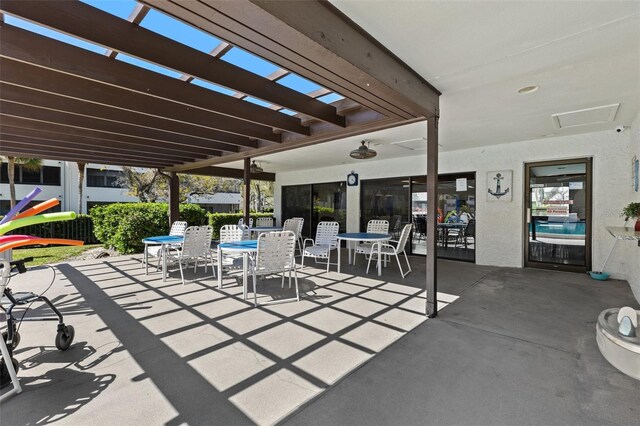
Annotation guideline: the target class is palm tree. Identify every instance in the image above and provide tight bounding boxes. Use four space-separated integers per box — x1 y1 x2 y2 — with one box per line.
2 156 43 208
77 162 86 213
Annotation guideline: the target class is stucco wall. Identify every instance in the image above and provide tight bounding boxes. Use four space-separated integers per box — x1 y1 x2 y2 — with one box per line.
275 129 630 277
625 111 640 301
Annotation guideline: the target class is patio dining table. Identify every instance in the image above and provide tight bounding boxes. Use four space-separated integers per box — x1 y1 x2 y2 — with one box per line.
249 226 282 237
437 222 467 247
217 239 258 300
142 235 184 282
337 232 392 276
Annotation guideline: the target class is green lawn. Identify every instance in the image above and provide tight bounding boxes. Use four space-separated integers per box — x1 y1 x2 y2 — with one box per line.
12 244 101 266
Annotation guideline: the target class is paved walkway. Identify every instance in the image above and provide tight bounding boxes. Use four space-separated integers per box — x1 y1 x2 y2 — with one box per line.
287 267 640 425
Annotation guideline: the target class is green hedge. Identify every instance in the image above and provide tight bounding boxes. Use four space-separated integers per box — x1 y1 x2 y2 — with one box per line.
208 213 274 239
91 203 208 254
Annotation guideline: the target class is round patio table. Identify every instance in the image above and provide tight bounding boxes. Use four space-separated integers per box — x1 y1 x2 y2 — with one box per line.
142 235 183 281
249 226 282 237
336 232 391 276
437 223 467 247
217 240 258 301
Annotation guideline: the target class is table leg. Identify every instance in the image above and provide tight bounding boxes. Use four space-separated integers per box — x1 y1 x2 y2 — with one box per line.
162 243 167 282
337 240 341 273
217 249 223 289
347 241 352 265
243 252 248 301
377 241 383 276
144 243 148 275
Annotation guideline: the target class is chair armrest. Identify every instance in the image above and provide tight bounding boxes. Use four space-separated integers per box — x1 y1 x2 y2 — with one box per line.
302 238 314 249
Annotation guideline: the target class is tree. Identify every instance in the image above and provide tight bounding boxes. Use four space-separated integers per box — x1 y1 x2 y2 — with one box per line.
2 156 43 208
117 167 165 202
250 180 274 212
77 162 86 214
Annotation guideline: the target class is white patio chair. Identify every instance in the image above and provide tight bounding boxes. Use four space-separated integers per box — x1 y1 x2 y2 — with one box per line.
145 220 187 270
283 217 304 254
353 219 389 265
301 221 339 273
248 230 299 307
256 217 274 227
166 225 215 285
367 223 413 278
216 224 250 274
238 217 254 227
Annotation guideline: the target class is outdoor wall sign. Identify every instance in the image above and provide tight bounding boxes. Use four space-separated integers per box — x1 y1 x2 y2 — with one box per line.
487 170 513 202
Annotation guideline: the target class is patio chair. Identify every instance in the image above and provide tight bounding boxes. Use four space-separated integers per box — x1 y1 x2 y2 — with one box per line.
145 220 187 270
301 221 339 273
283 217 304 254
367 223 413 278
237 217 254 227
248 230 299 307
353 219 389 265
255 217 274 227
456 219 475 248
215 224 251 275
166 226 215 285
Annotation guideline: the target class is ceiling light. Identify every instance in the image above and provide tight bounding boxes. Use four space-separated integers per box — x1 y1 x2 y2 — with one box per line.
349 140 377 160
250 160 263 173
518 85 539 94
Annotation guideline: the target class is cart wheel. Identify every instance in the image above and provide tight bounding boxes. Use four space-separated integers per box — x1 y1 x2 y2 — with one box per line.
1 331 20 350
0 357 19 389
55 325 75 351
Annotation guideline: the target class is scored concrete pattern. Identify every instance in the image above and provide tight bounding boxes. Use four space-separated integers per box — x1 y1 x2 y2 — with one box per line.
0 254 467 425
287 267 640 425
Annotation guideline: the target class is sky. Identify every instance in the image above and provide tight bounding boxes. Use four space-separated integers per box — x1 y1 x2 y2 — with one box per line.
4 0 344 112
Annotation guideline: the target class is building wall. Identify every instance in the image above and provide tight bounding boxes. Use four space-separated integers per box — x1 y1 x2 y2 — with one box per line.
626 111 640 301
275 129 630 278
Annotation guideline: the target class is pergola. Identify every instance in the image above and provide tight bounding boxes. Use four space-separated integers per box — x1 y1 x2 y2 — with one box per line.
0 0 441 316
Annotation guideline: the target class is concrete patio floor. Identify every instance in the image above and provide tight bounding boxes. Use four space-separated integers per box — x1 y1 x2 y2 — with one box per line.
287 266 640 426
1 252 474 425
3 253 638 425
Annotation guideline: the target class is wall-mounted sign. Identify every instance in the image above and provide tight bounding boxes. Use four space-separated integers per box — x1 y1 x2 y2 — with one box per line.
487 170 512 202
568 182 583 190
456 178 468 192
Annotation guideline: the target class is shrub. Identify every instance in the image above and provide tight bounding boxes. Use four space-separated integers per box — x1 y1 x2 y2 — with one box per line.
91 203 208 253
208 212 274 239
8 214 99 244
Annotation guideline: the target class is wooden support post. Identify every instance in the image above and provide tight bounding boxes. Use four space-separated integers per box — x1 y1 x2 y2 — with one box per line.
243 157 251 227
169 172 180 226
426 116 439 318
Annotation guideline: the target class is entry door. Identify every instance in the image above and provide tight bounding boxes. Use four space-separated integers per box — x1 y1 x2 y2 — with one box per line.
524 158 592 272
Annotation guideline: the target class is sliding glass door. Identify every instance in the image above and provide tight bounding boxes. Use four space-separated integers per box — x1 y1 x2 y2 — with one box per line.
281 181 346 237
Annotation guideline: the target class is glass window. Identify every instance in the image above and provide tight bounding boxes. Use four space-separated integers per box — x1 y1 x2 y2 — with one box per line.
42 166 61 186
282 185 311 237
20 167 41 184
361 177 410 236
312 182 347 234
86 168 124 188
435 173 476 262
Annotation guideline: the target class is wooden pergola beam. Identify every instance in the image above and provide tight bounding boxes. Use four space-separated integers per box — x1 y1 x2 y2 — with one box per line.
0 78 267 150
0 148 168 169
187 166 275 182
0 55 275 144
0 117 214 157
0 129 198 162
0 24 308 136
0 101 229 155
0 0 345 127
143 0 439 119
105 3 150 58
0 139 177 167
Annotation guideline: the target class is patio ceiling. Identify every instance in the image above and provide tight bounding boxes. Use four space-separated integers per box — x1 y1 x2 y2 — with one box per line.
0 0 440 178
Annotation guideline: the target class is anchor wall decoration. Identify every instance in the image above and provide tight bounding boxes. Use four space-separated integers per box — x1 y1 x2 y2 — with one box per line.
487 170 513 202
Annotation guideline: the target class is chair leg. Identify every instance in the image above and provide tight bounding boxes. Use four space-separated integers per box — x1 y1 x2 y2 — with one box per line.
366 251 373 274
301 253 306 268
403 251 412 277
179 259 185 285
281 273 285 289
395 252 405 278
326 251 331 274
288 268 292 289
253 272 258 307
294 267 300 301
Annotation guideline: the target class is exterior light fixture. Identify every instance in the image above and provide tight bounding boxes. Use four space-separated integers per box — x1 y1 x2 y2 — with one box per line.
250 161 263 173
349 140 377 160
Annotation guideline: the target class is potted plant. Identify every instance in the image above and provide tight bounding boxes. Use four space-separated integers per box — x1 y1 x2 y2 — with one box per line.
622 202 640 231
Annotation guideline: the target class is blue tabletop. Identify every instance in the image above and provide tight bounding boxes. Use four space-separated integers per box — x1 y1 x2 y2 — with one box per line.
337 233 391 240
438 223 467 228
219 240 258 251
143 235 184 244
250 226 282 231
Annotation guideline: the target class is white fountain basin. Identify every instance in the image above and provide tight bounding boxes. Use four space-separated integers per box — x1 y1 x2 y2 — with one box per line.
596 308 640 380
